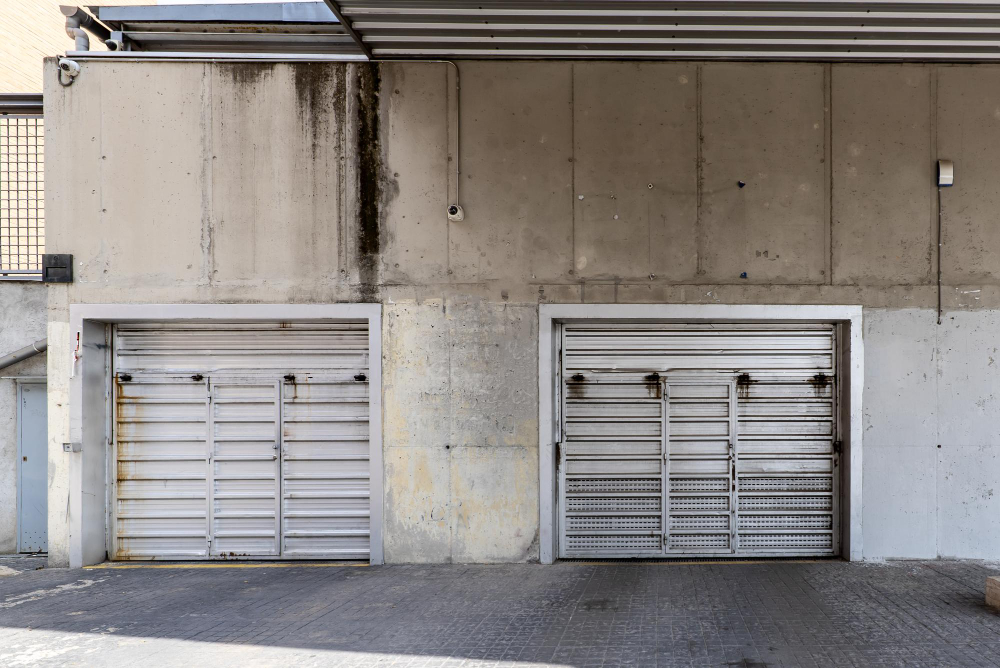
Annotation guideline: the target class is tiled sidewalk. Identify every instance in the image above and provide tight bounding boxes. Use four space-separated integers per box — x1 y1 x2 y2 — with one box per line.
0 559 998 667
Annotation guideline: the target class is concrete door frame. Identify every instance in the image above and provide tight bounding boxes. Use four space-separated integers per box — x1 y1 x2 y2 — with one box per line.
67 304 383 568
537 303 864 564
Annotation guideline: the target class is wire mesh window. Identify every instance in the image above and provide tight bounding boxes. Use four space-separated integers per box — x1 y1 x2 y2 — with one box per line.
1 116 44 279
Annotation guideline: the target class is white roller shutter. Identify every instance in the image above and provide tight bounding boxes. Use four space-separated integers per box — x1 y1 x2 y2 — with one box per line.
559 323 839 559
113 323 371 561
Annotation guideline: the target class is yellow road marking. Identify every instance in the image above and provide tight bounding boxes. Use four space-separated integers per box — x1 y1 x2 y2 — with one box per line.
569 559 827 566
84 562 370 570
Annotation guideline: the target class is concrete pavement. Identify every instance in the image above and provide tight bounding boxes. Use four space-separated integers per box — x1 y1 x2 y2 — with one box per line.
0 559 998 667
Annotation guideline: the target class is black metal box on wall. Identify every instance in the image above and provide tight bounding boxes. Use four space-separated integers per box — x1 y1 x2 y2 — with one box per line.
41 254 73 283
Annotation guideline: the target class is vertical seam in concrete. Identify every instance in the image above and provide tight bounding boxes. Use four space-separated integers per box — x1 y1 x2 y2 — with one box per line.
201 63 215 286
933 67 941 558
446 305 454 562
930 66 939 289
570 63 576 281
695 65 704 278
825 63 833 286
98 65 106 280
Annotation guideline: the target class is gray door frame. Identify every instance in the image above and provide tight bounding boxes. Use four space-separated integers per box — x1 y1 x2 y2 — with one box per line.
68 303 383 568
538 304 864 564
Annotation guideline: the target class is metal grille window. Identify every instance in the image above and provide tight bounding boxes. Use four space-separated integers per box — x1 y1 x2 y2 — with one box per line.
1 114 44 279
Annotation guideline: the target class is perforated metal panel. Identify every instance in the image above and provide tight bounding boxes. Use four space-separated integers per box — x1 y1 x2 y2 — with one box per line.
113 323 370 560
558 323 838 559
665 380 736 554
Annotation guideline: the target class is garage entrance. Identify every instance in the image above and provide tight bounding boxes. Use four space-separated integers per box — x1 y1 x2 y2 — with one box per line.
557 323 840 559
111 322 372 560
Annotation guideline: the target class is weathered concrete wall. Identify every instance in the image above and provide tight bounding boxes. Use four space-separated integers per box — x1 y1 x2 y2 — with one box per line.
0 283 47 554
43 59 1000 564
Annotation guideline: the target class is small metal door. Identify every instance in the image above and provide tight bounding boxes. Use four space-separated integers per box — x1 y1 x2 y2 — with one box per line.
664 379 737 554
18 383 47 553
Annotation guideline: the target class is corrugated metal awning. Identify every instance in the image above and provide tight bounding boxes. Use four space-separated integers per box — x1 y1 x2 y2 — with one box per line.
91 2 360 55
84 1 1000 61
333 0 1000 61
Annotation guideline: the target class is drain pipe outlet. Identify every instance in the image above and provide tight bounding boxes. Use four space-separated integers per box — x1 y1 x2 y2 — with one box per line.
60 6 110 51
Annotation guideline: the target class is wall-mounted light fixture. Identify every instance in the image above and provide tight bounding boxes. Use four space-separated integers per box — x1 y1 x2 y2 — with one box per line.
937 159 954 187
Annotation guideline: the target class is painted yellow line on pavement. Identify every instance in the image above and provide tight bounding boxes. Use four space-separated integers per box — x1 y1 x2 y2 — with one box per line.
570 559 827 566
84 562 370 570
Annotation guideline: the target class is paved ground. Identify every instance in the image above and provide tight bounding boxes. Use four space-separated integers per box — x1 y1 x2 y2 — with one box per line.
0 559 998 667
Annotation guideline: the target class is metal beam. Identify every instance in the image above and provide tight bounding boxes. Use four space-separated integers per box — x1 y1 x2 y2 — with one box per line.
323 0 372 59
0 94 43 116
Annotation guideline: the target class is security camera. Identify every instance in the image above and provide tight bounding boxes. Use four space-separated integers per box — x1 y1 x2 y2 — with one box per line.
447 204 465 222
105 39 125 51
58 59 80 77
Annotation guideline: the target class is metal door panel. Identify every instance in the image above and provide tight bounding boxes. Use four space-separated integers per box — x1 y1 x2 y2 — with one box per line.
17 383 47 553
210 381 280 557
665 380 736 554
114 322 372 561
559 369 664 558
565 442 661 457
559 323 839 559
114 376 210 559
280 379 371 559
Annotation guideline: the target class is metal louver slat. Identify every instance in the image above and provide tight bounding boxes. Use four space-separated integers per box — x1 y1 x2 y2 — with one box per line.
337 1 1000 61
115 323 369 375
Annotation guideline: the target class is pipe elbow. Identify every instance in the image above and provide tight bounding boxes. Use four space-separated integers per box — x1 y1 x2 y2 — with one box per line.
71 27 89 51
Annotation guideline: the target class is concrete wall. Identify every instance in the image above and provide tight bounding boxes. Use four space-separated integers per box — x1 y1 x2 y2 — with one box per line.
0 284 47 553
44 59 1000 565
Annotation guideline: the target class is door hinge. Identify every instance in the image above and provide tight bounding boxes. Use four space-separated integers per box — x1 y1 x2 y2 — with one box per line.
833 440 843 454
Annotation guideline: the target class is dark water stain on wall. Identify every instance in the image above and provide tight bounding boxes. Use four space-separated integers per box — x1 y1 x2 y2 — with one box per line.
223 62 277 93
293 63 346 161
356 63 382 302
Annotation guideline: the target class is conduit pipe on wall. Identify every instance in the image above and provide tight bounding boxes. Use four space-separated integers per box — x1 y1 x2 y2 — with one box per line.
0 339 48 372
376 59 461 213
936 159 954 325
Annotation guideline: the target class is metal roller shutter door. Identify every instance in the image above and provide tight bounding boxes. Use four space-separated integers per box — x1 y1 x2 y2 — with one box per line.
559 323 839 559
113 323 371 560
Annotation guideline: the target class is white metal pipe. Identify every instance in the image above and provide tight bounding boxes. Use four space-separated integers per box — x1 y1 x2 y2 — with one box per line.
0 339 47 372
64 51 369 61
